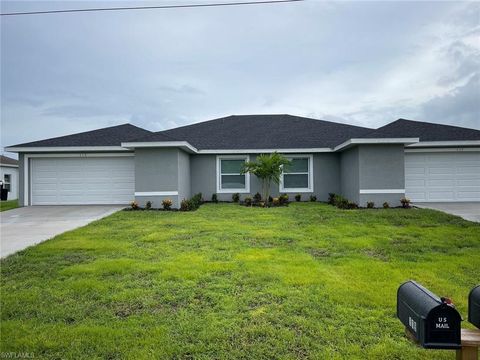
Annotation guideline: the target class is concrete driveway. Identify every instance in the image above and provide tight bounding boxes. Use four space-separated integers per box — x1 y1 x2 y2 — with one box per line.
0 206 124 258
414 202 480 223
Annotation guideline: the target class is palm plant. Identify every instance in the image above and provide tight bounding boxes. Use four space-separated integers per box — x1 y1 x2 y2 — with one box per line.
242 153 290 206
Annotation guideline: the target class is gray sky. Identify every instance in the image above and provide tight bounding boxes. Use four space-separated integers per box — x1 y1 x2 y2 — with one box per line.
1 0 479 157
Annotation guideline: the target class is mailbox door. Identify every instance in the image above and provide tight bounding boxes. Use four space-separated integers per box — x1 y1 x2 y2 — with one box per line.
424 306 461 349
468 285 480 328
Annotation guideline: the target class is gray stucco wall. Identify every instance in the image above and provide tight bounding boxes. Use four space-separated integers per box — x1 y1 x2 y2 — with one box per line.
135 148 179 193
313 153 341 201
358 145 405 190
190 153 340 202
358 144 405 207
340 147 360 204
190 154 216 198
134 148 190 208
177 150 191 202
339 144 405 207
358 193 404 207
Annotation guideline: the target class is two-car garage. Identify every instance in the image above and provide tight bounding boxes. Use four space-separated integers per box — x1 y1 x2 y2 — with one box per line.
28 155 134 205
405 151 480 202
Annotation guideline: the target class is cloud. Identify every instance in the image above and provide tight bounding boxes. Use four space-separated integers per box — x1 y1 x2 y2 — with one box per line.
157 84 205 96
1 0 479 156
421 74 480 129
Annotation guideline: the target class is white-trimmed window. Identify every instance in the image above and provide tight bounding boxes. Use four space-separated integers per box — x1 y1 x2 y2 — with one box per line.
280 155 313 192
3 174 11 192
216 155 250 193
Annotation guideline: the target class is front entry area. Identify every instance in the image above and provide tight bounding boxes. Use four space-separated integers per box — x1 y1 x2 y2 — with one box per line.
29 155 134 205
405 151 480 202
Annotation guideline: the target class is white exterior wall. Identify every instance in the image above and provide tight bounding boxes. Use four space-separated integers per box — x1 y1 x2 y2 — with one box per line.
0 165 19 200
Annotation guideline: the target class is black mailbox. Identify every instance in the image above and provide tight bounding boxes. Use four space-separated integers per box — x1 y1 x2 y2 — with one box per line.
397 280 461 349
468 285 480 329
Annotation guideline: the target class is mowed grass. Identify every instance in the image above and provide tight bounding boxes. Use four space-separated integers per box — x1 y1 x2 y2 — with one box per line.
0 199 18 212
1 203 479 359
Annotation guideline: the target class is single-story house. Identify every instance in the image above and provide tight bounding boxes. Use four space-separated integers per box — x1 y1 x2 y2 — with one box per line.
5 115 480 208
0 155 19 200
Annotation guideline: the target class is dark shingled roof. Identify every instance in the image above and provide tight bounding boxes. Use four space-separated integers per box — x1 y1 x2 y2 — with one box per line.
136 114 374 149
10 124 152 147
361 119 480 142
127 131 180 143
8 116 480 150
0 155 18 166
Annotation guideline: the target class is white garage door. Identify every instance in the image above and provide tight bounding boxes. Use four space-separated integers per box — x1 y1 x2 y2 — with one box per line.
31 156 134 205
405 151 480 202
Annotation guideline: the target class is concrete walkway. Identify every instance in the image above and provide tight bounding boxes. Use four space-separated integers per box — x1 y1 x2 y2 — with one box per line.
0 206 124 258
414 202 480 223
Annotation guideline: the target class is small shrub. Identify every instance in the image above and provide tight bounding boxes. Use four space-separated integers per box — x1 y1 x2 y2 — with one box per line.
400 197 411 209
334 195 348 209
367 201 375 209
272 197 280 206
179 194 203 211
191 193 203 209
295 194 301 202
309 195 317 202
130 201 139 210
347 201 359 209
244 197 252 206
180 199 191 211
145 201 152 210
162 199 172 210
333 195 350 209
232 193 240 203
253 192 262 203
268 196 273 203
279 194 289 205
211 193 218 203
328 193 336 205
383 202 390 209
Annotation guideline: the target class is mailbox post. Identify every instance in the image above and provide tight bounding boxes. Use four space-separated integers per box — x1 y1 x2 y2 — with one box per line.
397 280 462 349
456 285 480 360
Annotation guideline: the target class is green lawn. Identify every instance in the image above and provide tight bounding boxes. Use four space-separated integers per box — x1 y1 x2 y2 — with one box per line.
0 199 18 212
1 203 479 359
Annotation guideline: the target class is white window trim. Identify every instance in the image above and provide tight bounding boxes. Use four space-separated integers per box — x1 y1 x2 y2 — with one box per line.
4 174 11 191
216 155 250 193
279 154 314 193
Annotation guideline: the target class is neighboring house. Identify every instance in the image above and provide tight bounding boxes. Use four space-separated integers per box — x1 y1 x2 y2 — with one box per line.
0 155 19 200
5 115 480 208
